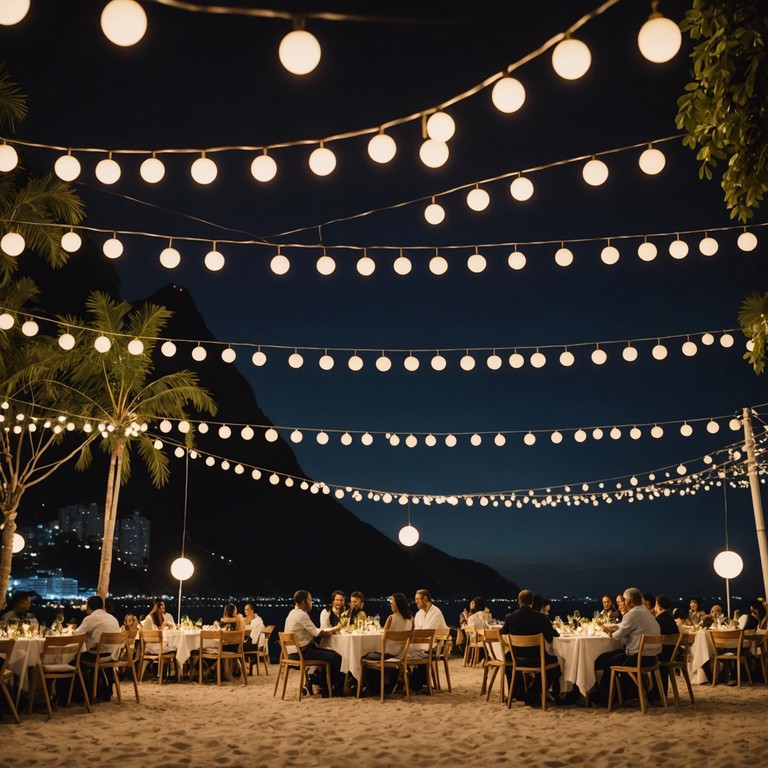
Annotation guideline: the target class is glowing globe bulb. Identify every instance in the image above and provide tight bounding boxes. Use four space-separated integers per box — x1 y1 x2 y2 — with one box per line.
159 246 181 269
220 347 236 363
431 354 446 371
367 133 397 164
250 153 277 182
610 427 622 440
21 320 38 336
419 139 449 168
486 353 502 370
707 420 720 434
94 335 111 353
356 254 375 276
574 429 587 443
252 350 267 366
637 242 658 262
466 187 490 211
240 425 254 440
494 433 506 446
701 333 715 345
171 556 195 581
713 550 743 579
127 338 144 355
316 431 329 445
559 350 575 367
699 236 718 256
191 156 217 184
318 353 334 370
592 428 604 440
508 250 526 270
459 354 475 371
270 252 290 275
204 249 224 271
591 348 607 365
467 251 487 273
737 231 757 252
669 238 689 259
651 343 668 360
491 76 525 113
278 28 321 75
509 352 524 368
376 355 392 372
348 354 363 371
554 247 573 267
161 340 176 357
720 332 734 348
61 231 82 253
530 351 546 368
601 245 620 265
424 202 445 225
95 157 121 184
551 431 564 444
682 340 698 357
1 231 25 256
509 176 534 201
11 532 25 553
290 429 303 443
309 145 336 176
58 332 76 350
523 432 536 446
191 345 207 361
316 254 336 275
638 14 682 63
101 0 147 46
622 345 638 362
54 153 81 181
404 354 419 372
0 143 18 171
264 427 278 442
398 524 419 547
639 146 666 175
582 158 608 186
140 156 165 183
426 111 455 142
651 425 664 438
551 37 591 80
103 237 124 259
340 432 353 445
393 254 412 275
729 417 741 431
0 313 13 330
429 255 448 275
288 352 304 369
0 0 29 25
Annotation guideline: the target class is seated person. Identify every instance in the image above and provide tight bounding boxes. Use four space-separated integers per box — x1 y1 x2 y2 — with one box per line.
687 598 707 625
466 596 489 629
652 593 678 699
672 608 687 628
341 591 367 630
243 603 265 651
739 600 765 631
599 595 619 622
77 595 121 700
320 590 347 630
123 612 141 634
616 593 628 621
1 591 35 622
642 592 656 614
142 599 176 631
501 589 562 705
362 593 414 695
702 604 723 628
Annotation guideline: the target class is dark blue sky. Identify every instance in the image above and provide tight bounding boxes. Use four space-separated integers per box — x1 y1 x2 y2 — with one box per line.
2 0 766 599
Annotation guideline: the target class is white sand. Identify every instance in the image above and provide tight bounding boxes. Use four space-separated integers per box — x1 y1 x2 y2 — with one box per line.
3 661 767 768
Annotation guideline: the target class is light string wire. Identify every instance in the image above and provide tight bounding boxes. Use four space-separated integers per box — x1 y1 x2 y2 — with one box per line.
0 303 745 357
1 0 622 158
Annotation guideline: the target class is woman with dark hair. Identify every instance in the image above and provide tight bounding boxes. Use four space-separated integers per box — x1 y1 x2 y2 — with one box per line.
740 599 766 631
142 599 175 630
688 598 707 625
362 592 414 695
243 603 265 652
466 596 488 629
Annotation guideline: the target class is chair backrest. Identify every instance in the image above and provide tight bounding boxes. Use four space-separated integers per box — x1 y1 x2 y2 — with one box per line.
380 629 413 658
639 634 664 657
278 632 301 660
505 633 546 666
0 638 15 672
481 627 501 661
660 633 683 663
221 629 245 653
139 628 164 655
42 633 87 666
711 629 744 650
412 628 436 657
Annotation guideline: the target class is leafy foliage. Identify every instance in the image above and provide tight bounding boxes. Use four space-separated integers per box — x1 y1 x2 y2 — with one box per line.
676 0 768 221
0 63 27 131
739 291 768 374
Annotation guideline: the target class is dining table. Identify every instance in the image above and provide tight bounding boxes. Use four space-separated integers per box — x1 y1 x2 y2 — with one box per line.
687 627 766 684
5 636 47 693
550 632 622 696
323 631 384 683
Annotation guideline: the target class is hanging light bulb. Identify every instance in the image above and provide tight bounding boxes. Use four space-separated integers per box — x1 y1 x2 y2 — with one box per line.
270 247 290 275
309 142 336 176
429 251 448 275
424 199 445 225
367 131 397 164
140 154 165 183
171 557 195 581
393 251 412 275
426 111 455 142
356 251 376 276
486 352 502 369
551 37 592 80
651 342 668 360
637 241 658 261
638 8 682 63
559 350 575 367
398 524 419 547
491 76 526 113
682 339 698 357
638 144 666 174
103 235 123 260
221 347 236 363
404 354 419 372
508 250 526 270
318 352 334 370
737 230 757 252
699 235 718 255
582 156 608 186
204 245 225 272
601 244 620 265
191 344 207 361
250 150 278 182
622 344 638 362
191 153 217 184
669 237 689 259
554 246 573 267
101 0 147 46
466 186 490 211
11 532 25 553
509 175 534 201
58 332 76 350
0 312 13 330
1 232 25 256
431 353 447 371
61 230 82 253
316 250 336 275
127 338 144 355
591 347 607 365
530 350 547 368
348 354 363 371
0 143 18 172
21 319 38 336
95 154 121 184
720 332 735 348
161 340 176 357
54 152 81 181
159 244 181 269
508 352 525 368
467 248 487 273
523 432 536 446
459 354 476 371
252 349 267 366
419 139 449 168
0 0 30 26
288 351 304 368
701 332 715 345
278 23 321 75
375 354 392 372
94 335 112 353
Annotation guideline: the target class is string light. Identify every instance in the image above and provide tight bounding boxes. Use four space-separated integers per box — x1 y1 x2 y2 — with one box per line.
0 232 25 256
140 154 166 183
95 153 121 184
491 76 526 113
278 22 322 75
367 132 397 164
0 0 30 26
424 198 445 225
54 151 81 181
100 0 148 47
551 37 592 80
308 142 336 176
0 142 18 171
637 3 682 63
190 153 218 184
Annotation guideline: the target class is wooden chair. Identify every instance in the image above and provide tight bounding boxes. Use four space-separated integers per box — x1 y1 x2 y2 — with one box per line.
195 630 247 685
505 633 560 710
482 629 513 703
607 635 667 714
80 630 140 704
137 629 180 684
273 632 333 700
711 629 753 687
245 624 274 676
358 629 413 702
28 634 91 719
463 626 484 667
0 638 20 723
431 627 453 692
408 628 436 696
659 633 694 706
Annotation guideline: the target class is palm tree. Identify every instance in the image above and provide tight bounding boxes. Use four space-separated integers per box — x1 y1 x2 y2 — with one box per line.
53 292 216 597
739 292 768 375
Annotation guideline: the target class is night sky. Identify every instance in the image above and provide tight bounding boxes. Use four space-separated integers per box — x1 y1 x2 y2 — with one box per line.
2 0 767 599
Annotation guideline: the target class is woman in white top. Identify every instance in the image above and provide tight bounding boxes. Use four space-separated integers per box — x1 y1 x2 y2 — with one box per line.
142 599 176 631
466 596 489 629
363 593 413 696
243 603 265 650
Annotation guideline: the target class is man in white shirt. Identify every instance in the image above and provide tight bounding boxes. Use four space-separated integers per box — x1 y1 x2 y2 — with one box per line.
593 587 661 705
284 590 343 695
410 589 447 692
77 595 121 701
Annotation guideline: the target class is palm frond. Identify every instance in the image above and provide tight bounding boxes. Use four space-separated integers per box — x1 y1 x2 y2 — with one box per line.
136 434 170 488
0 65 28 132
739 292 768 374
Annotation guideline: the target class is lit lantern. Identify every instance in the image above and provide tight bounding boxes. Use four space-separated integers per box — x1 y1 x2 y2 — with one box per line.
204 248 225 272
1 232 25 256
491 76 525 113
103 236 123 259
95 156 122 185
140 156 165 183
159 246 181 269
0 143 18 171
12 532 25 553
551 37 591 80
398 524 419 547
54 153 81 181
61 231 82 253
638 12 682 63
101 0 147 46
278 28 321 75
419 139 449 169
309 144 336 176
367 133 397 164
582 157 608 186
170 556 195 581
251 152 278 182
0 0 30 26
191 155 217 185
509 176 534 201
426 112 455 142
638 145 666 174
713 550 743 580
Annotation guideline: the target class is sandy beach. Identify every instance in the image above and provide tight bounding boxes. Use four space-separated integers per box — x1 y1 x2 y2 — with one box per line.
3 660 767 768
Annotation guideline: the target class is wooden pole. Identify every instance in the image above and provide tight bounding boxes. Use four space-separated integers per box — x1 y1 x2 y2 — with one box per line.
742 408 768 599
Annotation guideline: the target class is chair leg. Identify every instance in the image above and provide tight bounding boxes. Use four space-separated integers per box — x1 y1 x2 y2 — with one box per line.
272 662 282 697
668 668 681 706
681 666 695 705
0 681 20 724
444 658 452 692
403 665 411 702
77 668 92 712
129 662 140 704
637 672 647 714
540 673 547 711
485 668 498 702
653 669 667 710
325 663 333 698
607 670 616 712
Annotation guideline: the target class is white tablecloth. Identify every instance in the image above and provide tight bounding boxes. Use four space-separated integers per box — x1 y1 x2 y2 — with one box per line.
323 632 383 682
163 630 204 666
688 628 765 684
6 637 46 691
551 634 622 695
